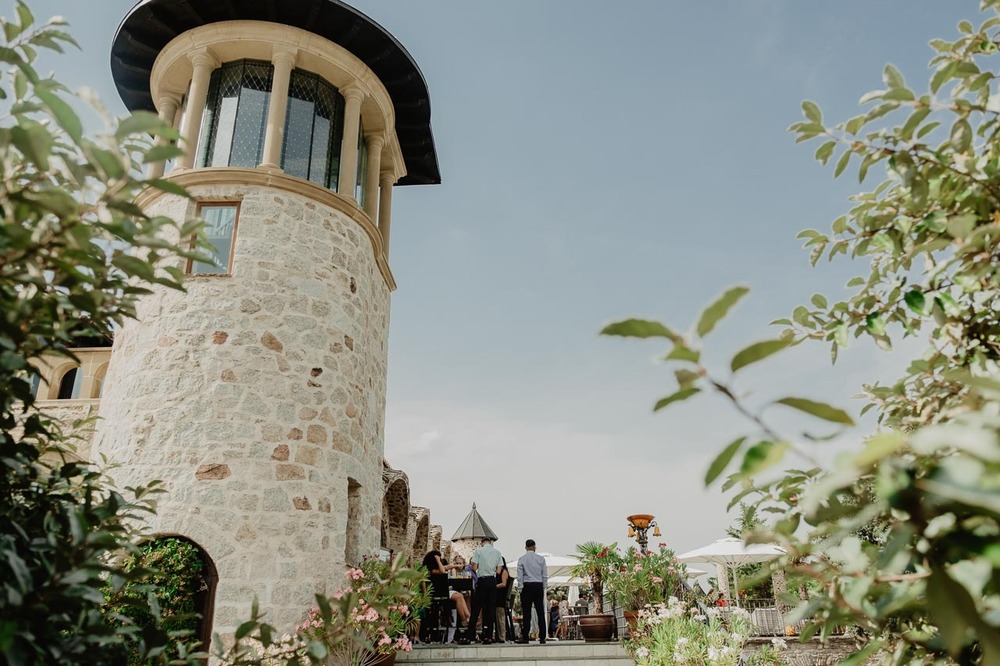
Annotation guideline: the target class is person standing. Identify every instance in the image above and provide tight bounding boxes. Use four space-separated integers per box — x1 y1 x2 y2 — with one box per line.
464 538 505 644
515 539 548 644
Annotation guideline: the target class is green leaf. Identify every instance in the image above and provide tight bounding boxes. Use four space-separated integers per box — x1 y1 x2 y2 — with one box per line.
865 312 886 336
926 569 976 656
653 388 700 412
234 620 257 640
739 440 790 477
801 100 822 123
695 285 749 337
814 140 836 165
36 89 82 143
705 437 745 486
145 178 190 198
116 111 167 139
730 339 790 373
601 319 680 341
833 150 851 178
882 63 905 89
931 60 958 93
664 345 700 363
904 290 927 315
15 2 33 32
775 397 855 425
947 213 976 239
950 118 972 153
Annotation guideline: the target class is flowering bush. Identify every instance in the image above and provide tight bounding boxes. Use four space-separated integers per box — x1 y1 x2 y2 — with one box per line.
218 556 429 666
626 597 754 666
299 557 429 665
605 544 688 610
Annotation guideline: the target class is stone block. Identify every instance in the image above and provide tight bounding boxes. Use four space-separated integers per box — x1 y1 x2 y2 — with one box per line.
306 425 327 444
292 496 311 510
276 464 306 480
196 464 230 480
261 331 283 351
271 444 289 461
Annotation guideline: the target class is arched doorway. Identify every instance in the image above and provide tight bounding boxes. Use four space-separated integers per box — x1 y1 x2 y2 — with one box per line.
107 535 218 658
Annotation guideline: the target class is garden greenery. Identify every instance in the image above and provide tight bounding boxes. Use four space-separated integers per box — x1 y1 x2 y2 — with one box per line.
0 3 206 663
103 538 208 664
604 2 1000 664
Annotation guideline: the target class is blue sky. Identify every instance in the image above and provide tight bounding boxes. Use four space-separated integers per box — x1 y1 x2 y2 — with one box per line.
33 1 985 560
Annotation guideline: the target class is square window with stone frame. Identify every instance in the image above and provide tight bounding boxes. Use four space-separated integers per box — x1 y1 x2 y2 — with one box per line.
187 202 240 275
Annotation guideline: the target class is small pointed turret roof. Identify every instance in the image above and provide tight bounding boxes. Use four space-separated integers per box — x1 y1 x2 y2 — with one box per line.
451 502 498 541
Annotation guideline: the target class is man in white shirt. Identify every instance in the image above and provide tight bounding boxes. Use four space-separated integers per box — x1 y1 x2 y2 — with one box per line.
465 539 505 644
515 539 548 644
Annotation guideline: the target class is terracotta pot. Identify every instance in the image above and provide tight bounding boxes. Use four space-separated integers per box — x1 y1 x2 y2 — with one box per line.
578 614 615 643
623 610 639 637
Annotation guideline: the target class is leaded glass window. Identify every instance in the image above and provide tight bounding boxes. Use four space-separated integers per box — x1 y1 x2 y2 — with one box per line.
188 204 239 275
197 60 273 168
281 70 345 189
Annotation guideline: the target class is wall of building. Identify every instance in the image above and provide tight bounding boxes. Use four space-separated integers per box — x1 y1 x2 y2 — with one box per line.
92 179 392 635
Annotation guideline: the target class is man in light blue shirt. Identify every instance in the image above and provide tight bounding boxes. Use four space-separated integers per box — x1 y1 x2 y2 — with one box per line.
515 539 548 644
465 539 505 643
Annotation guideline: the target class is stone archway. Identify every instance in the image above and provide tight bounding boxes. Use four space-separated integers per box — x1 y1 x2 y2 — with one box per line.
381 472 410 556
410 507 429 561
118 535 218 655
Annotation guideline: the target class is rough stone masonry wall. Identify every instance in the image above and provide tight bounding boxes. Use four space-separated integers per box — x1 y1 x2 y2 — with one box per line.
92 182 391 638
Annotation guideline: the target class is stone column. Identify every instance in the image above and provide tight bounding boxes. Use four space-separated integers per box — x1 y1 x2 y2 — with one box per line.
177 49 218 170
377 170 396 256
362 133 384 219
771 569 788 611
337 85 365 197
260 48 297 169
148 92 181 179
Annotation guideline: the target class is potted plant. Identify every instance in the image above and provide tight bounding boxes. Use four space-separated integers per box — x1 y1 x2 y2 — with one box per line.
570 542 618 642
605 544 687 634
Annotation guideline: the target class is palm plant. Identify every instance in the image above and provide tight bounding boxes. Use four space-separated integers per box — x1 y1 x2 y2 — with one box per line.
571 542 617 614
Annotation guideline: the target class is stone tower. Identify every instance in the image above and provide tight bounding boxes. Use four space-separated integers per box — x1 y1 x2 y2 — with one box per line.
450 503 500 563
94 0 440 639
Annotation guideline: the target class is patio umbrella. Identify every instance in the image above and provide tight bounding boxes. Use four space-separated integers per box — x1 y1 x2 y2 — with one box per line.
507 553 580 579
676 538 785 607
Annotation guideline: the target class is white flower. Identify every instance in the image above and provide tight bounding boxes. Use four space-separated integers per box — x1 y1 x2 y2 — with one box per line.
676 637 689 646
636 646 650 658
771 637 788 649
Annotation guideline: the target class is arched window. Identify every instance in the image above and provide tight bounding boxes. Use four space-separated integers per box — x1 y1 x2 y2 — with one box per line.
197 60 350 194
91 363 109 399
198 60 273 169
281 70 345 189
29 372 41 399
57 367 82 400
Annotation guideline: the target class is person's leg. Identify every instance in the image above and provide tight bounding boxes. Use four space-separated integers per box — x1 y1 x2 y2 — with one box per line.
532 588 546 642
452 591 469 626
481 579 497 641
519 589 531 642
465 587 483 641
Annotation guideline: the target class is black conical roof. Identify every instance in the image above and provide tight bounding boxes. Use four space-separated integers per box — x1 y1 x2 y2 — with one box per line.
111 0 440 186
451 502 498 541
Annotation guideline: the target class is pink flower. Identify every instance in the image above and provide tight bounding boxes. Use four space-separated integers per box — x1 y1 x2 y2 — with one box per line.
395 635 412 652
345 568 365 580
652 576 663 584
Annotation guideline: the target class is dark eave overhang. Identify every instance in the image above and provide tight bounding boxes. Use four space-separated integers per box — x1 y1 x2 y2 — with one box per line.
111 0 440 186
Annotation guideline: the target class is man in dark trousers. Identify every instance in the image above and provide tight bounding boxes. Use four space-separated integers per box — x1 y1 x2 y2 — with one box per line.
515 539 548 644
464 538 505 644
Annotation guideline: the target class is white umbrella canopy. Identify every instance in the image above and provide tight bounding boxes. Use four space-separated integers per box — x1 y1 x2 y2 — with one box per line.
507 552 580 579
676 538 785 607
676 538 785 566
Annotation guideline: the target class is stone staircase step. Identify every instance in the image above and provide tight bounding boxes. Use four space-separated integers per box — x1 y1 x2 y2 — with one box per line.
397 640 635 665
